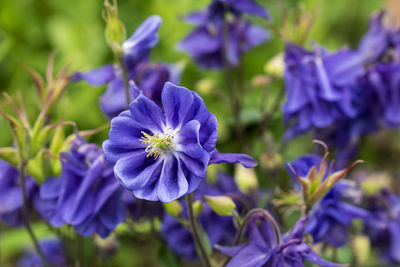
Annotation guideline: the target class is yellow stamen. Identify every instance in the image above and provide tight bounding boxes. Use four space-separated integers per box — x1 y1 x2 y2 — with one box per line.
139 131 174 159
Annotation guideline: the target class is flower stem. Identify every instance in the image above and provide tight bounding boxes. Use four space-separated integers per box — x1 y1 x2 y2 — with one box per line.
221 208 281 267
18 161 50 267
186 193 212 267
117 55 131 110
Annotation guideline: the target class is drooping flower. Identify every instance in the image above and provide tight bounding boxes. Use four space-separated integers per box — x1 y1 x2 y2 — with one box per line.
217 215 344 267
0 160 38 227
103 82 257 203
364 189 400 264
287 154 368 247
18 239 66 267
35 137 126 238
178 0 269 69
283 43 367 140
161 172 242 260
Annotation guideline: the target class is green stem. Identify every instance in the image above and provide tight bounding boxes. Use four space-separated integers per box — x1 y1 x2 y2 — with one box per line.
186 193 212 267
221 7 245 152
18 161 50 267
117 55 131 110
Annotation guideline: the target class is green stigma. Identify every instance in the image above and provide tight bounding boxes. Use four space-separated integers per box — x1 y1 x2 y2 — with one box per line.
140 131 175 159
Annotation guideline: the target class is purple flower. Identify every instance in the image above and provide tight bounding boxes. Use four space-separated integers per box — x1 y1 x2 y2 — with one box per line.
103 82 257 202
161 172 244 260
35 138 126 238
287 154 368 246
365 189 400 264
0 160 37 227
217 215 344 267
178 0 269 69
283 43 367 140
18 239 66 267
73 16 167 119
364 63 400 127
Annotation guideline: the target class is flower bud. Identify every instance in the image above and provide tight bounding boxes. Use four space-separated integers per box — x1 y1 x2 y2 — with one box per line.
204 195 236 216
103 0 126 55
164 200 183 217
192 200 203 217
235 164 258 194
0 147 18 167
352 235 370 265
264 53 284 77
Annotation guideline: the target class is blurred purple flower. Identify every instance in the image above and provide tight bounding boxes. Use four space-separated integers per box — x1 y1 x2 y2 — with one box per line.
36 138 126 238
178 0 269 69
0 160 37 227
103 82 257 202
283 43 367 140
18 239 66 267
161 172 245 260
217 216 344 267
365 189 400 264
73 16 170 119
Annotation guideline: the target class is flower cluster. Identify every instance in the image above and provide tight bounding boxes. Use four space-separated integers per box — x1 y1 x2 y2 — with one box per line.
283 11 400 166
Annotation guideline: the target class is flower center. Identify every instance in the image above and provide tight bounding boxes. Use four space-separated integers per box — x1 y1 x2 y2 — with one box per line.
140 130 175 159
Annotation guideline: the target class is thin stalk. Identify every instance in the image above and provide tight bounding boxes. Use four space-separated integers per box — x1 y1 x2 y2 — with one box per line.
221 5 244 152
117 55 131 109
186 193 212 267
19 161 50 267
221 208 281 267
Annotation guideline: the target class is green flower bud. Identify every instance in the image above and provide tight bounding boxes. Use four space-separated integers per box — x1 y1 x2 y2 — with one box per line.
192 200 203 217
164 200 183 217
103 0 126 55
352 235 370 265
204 195 236 216
264 53 284 78
235 164 258 194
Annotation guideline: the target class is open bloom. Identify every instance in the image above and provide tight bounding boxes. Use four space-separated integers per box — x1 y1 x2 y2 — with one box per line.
217 215 344 267
0 160 38 227
36 138 126 238
103 82 257 202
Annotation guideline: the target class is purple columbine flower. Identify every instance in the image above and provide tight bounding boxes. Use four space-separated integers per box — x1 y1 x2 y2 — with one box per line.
364 189 400 264
73 16 180 119
178 0 269 69
217 215 344 267
161 172 251 260
18 239 66 267
0 160 38 227
283 43 368 140
287 154 369 247
35 137 126 238
103 82 257 202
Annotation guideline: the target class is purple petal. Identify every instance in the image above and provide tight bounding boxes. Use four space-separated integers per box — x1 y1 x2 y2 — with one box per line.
129 94 165 132
72 64 116 86
209 152 257 168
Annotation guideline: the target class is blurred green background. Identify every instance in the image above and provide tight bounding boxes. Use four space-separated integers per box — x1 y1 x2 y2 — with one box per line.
0 0 389 266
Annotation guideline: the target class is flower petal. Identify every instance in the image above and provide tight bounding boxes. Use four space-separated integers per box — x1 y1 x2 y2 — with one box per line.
209 152 257 168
